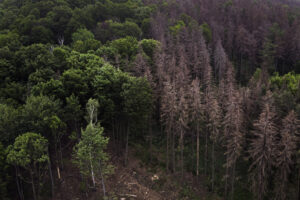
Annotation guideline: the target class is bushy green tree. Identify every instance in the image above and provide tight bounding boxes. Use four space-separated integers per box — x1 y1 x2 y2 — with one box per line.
139 39 160 59
15 44 54 81
61 68 89 103
21 95 61 139
71 28 101 53
64 94 83 136
72 28 95 42
0 104 21 144
0 31 21 50
95 20 142 42
7 132 49 200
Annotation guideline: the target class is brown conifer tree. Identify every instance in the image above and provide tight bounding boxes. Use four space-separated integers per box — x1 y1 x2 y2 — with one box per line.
207 87 221 191
248 91 278 200
160 77 177 172
223 89 244 199
275 110 299 200
177 87 189 178
214 40 227 80
189 78 203 178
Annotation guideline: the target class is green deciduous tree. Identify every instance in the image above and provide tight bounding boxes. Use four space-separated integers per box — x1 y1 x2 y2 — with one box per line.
21 95 61 138
0 104 21 144
73 99 111 197
7 132 49 200
121 77 152 165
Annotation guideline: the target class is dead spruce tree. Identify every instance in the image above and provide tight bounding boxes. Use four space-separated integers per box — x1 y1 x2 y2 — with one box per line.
223 89 244 199
248 92 278 200
177 87 190 178
221 61 244 199
189 78 203 178
203 56 213 177
275 110 299 200
214 39 227 81
207 87 221 192
161 77 177 172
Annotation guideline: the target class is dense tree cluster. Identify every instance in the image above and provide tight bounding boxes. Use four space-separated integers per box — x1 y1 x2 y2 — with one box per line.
0 0 300 199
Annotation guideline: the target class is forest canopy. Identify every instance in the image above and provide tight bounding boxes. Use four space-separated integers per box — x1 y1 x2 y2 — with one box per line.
0 0 300 199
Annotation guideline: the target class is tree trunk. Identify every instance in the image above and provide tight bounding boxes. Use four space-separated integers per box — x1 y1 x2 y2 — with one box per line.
48 151 54 198
149 118 153 163
225 156 229 199
89 153 96 187
59 141 63 170
112 118 115 146
211 141 215 191
166 125 169 172
125 120 129 166
196 123 199 179
180 128 184 179
298 167 300 200
204 127 208 176
99 160 106 197
30 170 37 200
172 128 175 173
54 142 60 180
231 161 236 200
15 166 24 200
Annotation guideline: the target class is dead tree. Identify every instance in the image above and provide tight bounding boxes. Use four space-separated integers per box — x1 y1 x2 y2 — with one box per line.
189 78 203 179
248 91 278 200
276 110 299 200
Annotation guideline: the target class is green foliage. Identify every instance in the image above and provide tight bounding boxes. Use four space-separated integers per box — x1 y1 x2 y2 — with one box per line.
0 31 21 50
139 39 160 59
66 51 105 70
15 44 54 81
72 39 101 53
0 104 20 144
121 76 152 121
200 23 212 43
72 28 95 42
7 132 48 169
270 72 300 94
110 36 139 60
269 23 284 42
0 81 26 106
169 20 185 36
22 95 62 139
91 64 129 122
61 68 89 100
95 20 142 42
96 45 118 61
73 99 111 181
52 46 70 71
31 79 65 99
30 25 53 44
179 13 199 30
252 68 262 81
64 94 83 129
46 5 73 39
270 72 300 117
